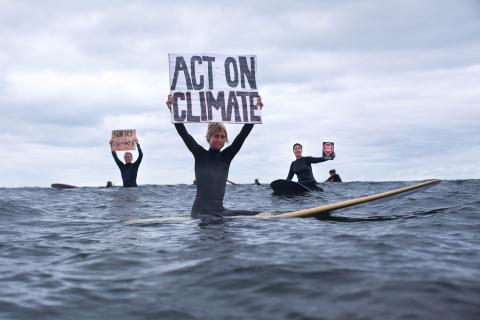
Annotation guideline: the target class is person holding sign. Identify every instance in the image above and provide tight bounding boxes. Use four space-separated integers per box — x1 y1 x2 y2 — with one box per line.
110 138 143 188
286 143 335 189
166 94 265 218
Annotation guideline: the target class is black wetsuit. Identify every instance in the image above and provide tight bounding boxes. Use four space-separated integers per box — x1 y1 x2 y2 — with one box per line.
174 123 259 218
326 174 342 182
112 144 143 187
286 156 327 189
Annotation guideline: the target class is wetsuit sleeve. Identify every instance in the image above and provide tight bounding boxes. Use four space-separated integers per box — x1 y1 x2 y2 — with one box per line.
286 162 294 180
111 151 123 169
325 176 333 182
135 143 143 166
307 156 327 164
174 123 202 155
223 124 254 162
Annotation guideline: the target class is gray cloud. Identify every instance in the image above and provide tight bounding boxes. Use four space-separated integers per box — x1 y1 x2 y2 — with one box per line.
0 0 479 186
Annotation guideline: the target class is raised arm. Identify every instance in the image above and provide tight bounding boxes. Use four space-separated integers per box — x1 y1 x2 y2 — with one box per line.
166 95 202 155
222 124 254 162
109 140 124 168
135 142 143 165
111 150 123 168
174 123 203 155
222 96 263 162
308 152 335 164
307 156 327 164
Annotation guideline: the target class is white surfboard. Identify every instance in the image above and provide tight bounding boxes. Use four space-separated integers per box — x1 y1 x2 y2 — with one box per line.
125 179 441 225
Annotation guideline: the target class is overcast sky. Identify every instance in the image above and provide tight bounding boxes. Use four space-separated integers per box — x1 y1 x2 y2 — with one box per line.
1 0 479 187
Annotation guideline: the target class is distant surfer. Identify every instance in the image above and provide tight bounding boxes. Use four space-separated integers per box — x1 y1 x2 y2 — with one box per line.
286 143 335 189
254 178 261 185
110 138 143 187
325 169 342 183
106 181 114 187
166 95 269 218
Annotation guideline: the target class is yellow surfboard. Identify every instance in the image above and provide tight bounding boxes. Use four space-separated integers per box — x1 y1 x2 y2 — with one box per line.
274 179 440 218
125 179 441 225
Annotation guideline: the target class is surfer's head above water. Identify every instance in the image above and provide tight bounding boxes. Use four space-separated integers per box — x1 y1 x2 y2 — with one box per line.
293 143 303 159
206 123 228 150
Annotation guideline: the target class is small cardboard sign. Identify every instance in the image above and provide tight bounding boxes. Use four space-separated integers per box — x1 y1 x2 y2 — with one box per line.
111 129 137 151
323 142 334 160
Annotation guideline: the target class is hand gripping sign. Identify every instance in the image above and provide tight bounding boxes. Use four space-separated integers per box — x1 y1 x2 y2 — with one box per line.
168 53 262 124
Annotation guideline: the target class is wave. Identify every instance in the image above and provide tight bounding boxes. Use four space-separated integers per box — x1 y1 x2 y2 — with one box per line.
315 207 449 222
0 199 47 219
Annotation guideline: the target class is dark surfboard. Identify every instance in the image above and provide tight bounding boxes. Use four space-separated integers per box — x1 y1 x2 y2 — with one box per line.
270 179 315 194
51 183 78 189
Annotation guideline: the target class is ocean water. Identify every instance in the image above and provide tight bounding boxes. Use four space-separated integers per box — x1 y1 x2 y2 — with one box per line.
1 180 479 320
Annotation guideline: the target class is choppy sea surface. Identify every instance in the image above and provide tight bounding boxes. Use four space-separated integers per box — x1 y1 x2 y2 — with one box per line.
1 180 479 320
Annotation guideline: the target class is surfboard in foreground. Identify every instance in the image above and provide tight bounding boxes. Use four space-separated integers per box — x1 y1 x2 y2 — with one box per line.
274 179 441 218
125 179 441 225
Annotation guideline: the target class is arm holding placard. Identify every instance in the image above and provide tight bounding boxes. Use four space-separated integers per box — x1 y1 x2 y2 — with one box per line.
308 152 335 164
166 95 203 156
134 138 143 165
110 140 124 168
222 97 263 161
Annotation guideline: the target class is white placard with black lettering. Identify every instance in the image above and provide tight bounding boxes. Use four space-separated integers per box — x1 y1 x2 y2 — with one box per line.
168 53 261 124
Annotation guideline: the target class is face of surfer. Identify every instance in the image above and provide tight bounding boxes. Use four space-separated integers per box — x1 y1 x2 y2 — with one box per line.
293 144 303 159
206 123 228 150
209 130 227 150
124 152 133 164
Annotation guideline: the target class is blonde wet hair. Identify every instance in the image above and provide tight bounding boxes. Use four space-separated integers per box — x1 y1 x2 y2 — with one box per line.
206 122 228 143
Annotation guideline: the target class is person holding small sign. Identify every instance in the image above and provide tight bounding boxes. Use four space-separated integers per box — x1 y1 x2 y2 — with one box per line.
287 143 335 189
110 138 143 188
166 94 267 218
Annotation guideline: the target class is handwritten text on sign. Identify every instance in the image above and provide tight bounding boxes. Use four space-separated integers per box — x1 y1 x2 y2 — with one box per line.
111 129 137 151
169 54 261 124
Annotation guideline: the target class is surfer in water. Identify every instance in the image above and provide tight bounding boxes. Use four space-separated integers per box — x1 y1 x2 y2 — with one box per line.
166 95 270 218
325 169 342 182
110 138 143 187
287 143 335 189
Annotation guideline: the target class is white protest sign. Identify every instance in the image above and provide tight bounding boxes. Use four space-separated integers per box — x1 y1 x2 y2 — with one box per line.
168 53 262 124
